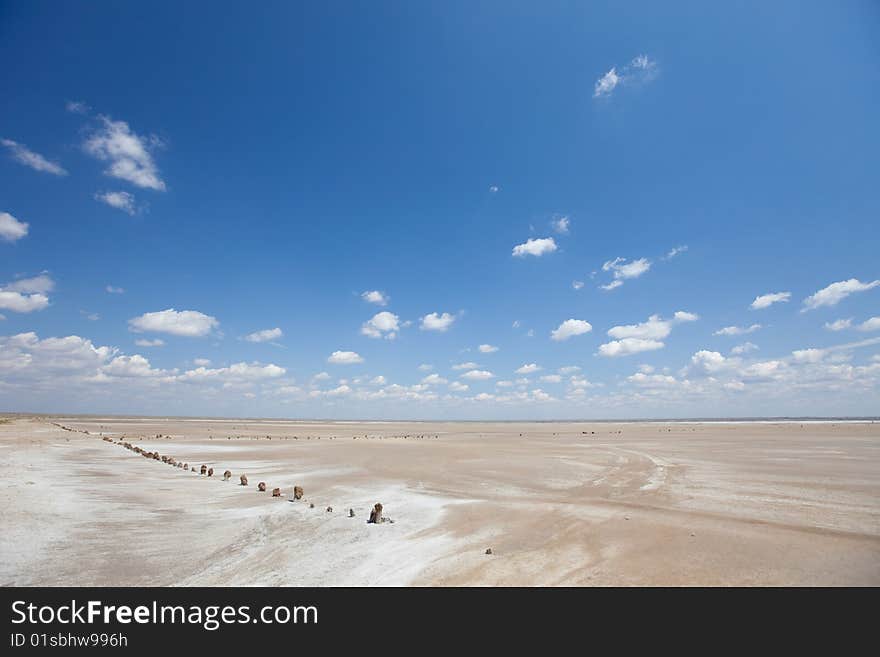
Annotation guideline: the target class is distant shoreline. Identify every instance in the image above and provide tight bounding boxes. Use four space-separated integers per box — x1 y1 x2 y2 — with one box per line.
2 412 878 424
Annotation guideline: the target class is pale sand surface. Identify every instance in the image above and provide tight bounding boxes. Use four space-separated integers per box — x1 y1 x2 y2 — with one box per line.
1 416 878 586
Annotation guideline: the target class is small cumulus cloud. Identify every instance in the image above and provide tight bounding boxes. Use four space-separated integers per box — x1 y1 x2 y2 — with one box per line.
802 278 880 311
327 350 363 365
512 237 557 257
750 291 791 310
550 319 593 342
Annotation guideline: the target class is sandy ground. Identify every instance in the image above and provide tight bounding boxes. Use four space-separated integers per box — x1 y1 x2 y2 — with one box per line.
1 416 878 586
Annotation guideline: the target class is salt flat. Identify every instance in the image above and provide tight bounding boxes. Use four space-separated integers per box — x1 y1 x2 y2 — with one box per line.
1 416 877 586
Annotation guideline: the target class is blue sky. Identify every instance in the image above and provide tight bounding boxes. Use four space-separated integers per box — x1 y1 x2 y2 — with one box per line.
1 1 879 418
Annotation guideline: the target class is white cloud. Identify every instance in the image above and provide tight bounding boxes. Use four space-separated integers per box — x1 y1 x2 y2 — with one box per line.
83 116 166 191
857 317 880 332
489 185 500 193
550 319 592 342
731 341 758 355
552 215 570 234
478 344 499 353
177 361 285 383
600 257 651 290
572 280 584 290
512 237 557 257
824 318 853 331
593 68 620 98
0 275 53 314
3 274 54 294
802 278 880 311
540 374 562 383
665 245 688 259
66 100 90 114
370 375 386 385
1 139 67 176
608 312 697 341
106 285 125 294
714 324 761 336
515 363 541 374
421 373 448 385
449 381 469 392
750 291 791 310
558 365 580 375
327 350 363 365
0 291 49 313
594 55 658 99
597 338 665 358
361 311 400 339
627 372 678 387
418 363 433 372
361 290 389 306
193 358 211 367
82 312 100 321
452 361 479 370
420 312 456 332
243 327 283 343
460 369 494 381
312 371 331 380
690 350 729 374
512 320 521 329
128 308 218 337
0 212 29 242
95 190 136 215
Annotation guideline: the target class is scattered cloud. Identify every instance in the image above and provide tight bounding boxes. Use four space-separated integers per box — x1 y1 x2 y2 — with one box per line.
418 363 433 372
714 324 761 336
94 190 137 215
478 344 499 353
327 350 363 365
449 381 469 392
607 311 698 342
243 327 283 343
452 361 478 370
0 274 53 314
593 55 658 98
420 312 456 332
2 138 67 176
664 245 688 260
802 278 880 311
600 257 651 290
572 280 584 290
105 285 125 294
0 212 29 243
421 373 448 385
825 318 852 331
489 185 500 193
65 100 90 114
512 237 557 257
460 369 494 381
135 338 165 347
731 341 759 355
361 290 388 306
550 319 593 342
83 115 166 191
515 363 541 374
128 308 218 337
3 274 54 294
597 338 665 358
750 291 791 310
361 311 400 339
856 317 880 332
558 365 580 375
540 374 562 383
551 215 570 234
